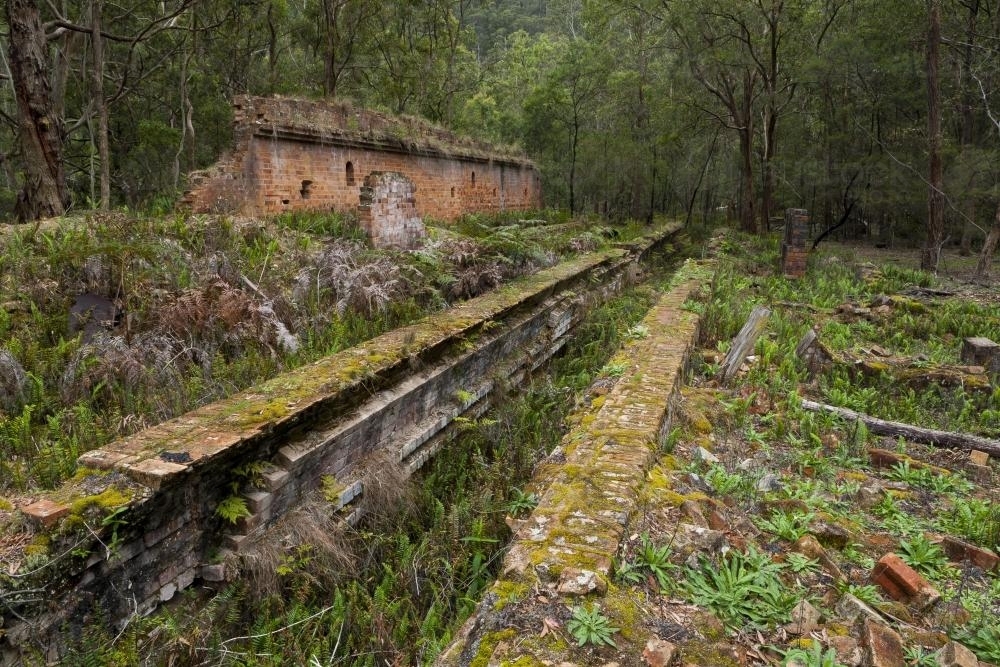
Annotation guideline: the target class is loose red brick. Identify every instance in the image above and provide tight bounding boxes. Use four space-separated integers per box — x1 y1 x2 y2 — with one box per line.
871 553 941 609
941 534 999 572
21 499 70 528
969 449 990 467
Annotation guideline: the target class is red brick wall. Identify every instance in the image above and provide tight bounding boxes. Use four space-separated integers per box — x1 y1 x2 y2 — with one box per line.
182 97 542 220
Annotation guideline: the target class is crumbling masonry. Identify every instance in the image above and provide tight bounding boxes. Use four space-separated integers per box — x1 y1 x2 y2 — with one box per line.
181 96 542 246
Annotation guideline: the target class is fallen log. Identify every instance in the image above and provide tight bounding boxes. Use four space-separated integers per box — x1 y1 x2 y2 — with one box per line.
719 305 771 385
800 399 1000 458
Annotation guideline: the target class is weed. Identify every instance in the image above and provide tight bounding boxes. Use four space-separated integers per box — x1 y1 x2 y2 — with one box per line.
786 553 821 575
682 547 798 630
634 533 675 591
778 643 846 667
937 498 1000 550
566 604 619 648
839 582 883 606
903 646 938 666
215 496 251 524
954 623 1000 663
755 511 815 542
505 488 538 517
898 534 949 579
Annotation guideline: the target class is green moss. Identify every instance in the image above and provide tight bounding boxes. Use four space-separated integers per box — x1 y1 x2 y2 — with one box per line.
25 533 51 556
603 584 643 641
68 488 132 517
590 395 607 410
491 580 529 612
679 639 740 667
0 497 13 511
469 629 518 667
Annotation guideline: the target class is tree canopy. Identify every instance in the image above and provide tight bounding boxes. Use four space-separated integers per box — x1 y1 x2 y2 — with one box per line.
2 0 999 264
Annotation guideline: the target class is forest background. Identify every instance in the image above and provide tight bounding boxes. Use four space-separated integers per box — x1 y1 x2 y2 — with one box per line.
1 0 999 263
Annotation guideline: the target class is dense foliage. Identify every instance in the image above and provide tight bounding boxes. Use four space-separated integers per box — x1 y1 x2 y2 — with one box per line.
1 1 999 248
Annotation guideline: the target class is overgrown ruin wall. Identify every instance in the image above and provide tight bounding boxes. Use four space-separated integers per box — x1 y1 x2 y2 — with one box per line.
181 96 542 220
2 226 678 664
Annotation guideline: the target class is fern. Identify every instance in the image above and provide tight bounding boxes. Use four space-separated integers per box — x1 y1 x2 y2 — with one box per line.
215 495 251 524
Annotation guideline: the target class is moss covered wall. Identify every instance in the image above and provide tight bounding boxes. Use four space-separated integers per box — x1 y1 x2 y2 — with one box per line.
2 226 679 664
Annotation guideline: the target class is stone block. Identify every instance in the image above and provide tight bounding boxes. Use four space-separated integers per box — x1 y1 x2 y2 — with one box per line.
200 563 228 583
936 641 979 667
159 583 177 602
861 618 905 667
262 468 290 492
828 636 862 667
961 337 999 372
123 458 188 490
784 599 822 635
835 593 883 625
969 450 990 467
245 491 273 515
21 499 70 528
871 553 940 609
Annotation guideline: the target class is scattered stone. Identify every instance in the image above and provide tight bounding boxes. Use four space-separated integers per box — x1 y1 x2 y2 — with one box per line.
21 499 70 528
810 520 852 550
685 473 713 495
835 593 884 625
939 535 999 572
969 449 990 467
871 553 941 609
557 568 606 596
642 638 678 667
680 500 708 528
671 524 727 560
861 618 905 667
756 473 783 493
784 599 822 635
793 535 844 581
936 641 980 667
827 636 863 667
693 447 719 465
856 483 887 510
707 508 729 532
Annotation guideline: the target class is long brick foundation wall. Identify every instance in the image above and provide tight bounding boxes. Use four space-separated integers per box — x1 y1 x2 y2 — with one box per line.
437 257 713 666
181 96 542 219
2 226 678 664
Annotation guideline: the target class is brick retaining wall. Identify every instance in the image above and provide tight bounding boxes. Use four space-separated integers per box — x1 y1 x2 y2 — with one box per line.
2 225 679 664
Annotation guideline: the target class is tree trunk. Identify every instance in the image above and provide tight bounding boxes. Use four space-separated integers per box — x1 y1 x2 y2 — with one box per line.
738 128 756 233
921 0 944 272
957 0 979 256
7 0 69 221
974 202 1000 280
91 0 110 209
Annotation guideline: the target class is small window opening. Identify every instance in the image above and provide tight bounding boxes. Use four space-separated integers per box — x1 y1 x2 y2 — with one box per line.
451 186 455 197
281 198 290 205
300 180 313 199
346 161 355 186
471 171 476 185
492 188 497 196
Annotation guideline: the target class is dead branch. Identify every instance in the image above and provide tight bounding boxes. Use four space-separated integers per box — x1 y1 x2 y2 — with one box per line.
800 399 1000 457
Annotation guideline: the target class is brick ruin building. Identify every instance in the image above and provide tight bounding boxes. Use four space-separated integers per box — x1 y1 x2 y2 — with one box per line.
181 96 542 247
